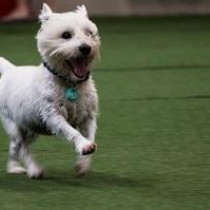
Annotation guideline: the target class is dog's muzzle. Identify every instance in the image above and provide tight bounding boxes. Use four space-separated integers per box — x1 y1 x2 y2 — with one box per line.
66 44 93 79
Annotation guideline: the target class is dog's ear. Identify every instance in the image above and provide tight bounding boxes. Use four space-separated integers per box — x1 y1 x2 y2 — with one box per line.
39 3 53 23
76 5 88 18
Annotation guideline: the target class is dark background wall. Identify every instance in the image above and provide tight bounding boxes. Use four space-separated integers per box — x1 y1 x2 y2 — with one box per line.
41 0 210 16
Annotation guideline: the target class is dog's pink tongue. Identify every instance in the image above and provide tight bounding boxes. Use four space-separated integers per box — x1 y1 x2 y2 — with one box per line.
73 62 88 78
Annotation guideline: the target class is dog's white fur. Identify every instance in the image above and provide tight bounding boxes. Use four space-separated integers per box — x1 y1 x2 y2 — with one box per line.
0 4 100 178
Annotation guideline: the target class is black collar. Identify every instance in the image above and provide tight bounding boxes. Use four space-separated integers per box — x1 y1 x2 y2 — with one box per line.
43 61 90 86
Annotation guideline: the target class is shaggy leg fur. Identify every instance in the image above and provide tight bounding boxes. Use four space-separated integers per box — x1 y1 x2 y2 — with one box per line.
2 117 26 174
7 139 26 174
2 117 43 178
20 143 43 179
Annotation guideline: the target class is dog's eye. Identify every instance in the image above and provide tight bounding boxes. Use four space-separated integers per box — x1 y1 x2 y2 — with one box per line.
93 32 99 38
61 32 72 39
88 31 93 36
85 29 94 37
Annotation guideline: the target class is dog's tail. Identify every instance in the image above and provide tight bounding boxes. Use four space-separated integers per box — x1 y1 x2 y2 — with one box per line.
0 57 15 74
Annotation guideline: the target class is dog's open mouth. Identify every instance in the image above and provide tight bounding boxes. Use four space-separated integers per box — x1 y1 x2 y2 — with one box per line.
66 58 89 79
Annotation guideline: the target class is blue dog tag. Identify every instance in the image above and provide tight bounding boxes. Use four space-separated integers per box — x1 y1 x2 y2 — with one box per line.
64 88 79 101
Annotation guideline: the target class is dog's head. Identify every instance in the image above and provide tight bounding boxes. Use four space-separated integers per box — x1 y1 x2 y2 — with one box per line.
36 3 100 82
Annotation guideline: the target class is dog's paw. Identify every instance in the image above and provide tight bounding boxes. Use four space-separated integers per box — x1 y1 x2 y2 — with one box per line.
7 166 27 174
27 165 44 179
82 142 97 155
81 142 97 155
75 156 92 176
75 136 97 155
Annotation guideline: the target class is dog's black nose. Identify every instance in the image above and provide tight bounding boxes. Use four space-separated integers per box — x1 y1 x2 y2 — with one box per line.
79 44 91 56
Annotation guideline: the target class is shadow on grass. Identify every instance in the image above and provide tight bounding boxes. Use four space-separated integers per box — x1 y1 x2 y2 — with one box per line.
0 170 159 192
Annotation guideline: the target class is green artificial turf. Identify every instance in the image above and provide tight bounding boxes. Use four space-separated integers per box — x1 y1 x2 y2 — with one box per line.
0 16 210 210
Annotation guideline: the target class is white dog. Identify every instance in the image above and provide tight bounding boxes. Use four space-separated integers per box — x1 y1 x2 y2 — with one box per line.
0 3 100 179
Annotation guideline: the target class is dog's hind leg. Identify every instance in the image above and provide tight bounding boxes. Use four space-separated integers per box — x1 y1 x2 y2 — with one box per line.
2 117 43 178
17 132 43 179
19 140 43 179
1 117 27 174
7 138 27 174
75 116 97 176
9 138 43 179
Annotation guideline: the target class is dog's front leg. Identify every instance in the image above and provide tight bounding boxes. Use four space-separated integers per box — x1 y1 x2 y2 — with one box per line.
75 116 97 175
45 114 97 155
